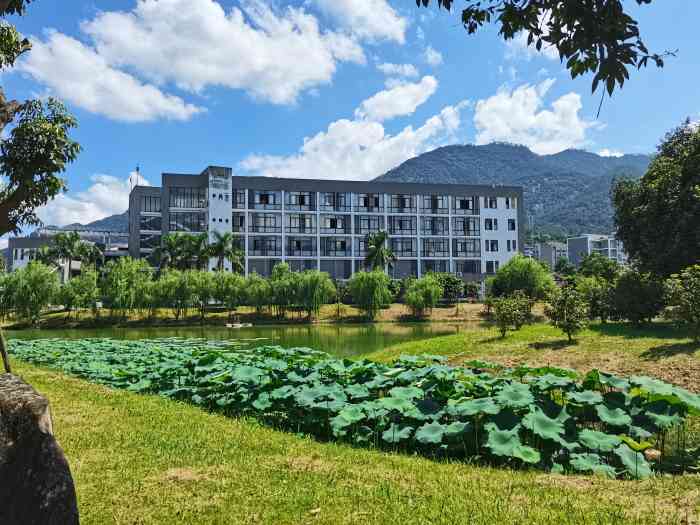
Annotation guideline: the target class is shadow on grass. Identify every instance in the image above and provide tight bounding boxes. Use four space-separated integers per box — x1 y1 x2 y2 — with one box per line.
588 322 693 340
640 341 700 361
529 339 575 351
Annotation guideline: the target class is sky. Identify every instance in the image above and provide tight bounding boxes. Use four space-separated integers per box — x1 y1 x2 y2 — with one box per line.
2 0 700 248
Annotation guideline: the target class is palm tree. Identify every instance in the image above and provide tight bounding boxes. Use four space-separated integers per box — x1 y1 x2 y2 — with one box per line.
187 233 210 270
364 230 396 272
77 242 103 269
154 233 183 270
52 231 83 279
208 231 245 273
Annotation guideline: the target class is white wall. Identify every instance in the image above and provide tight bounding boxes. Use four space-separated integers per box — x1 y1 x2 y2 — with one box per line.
480 195 519 273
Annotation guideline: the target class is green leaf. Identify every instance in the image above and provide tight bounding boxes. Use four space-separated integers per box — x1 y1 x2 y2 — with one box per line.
495 383 534 409
446 397 500 416
595 404 632 427
415 422 445 445
522 407 566 443
382 424 413 444
512 444 540 464
485 422 521 457
566 390 603 405
613 444 653 479
598 372 630 390
389 386 424 400
630 376 674 396
444 421 471 439
578 429 621 452
232 365 266 383
252 392 272 411
345 384 370 399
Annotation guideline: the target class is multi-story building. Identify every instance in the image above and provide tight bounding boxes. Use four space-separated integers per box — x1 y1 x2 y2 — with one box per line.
567 233 627 267
129 166 525 280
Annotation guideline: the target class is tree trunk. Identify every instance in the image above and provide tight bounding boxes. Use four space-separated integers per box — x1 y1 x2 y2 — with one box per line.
0 327 11 374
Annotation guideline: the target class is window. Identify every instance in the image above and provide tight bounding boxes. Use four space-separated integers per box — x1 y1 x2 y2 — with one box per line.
388 216 417 235
169 187 207 209
486 260 499 274
485 197 498 209
232 213 245 232
249 213 281 233
139 215 161 231
320 192 350 211
249 236 282 256
139 233 161 250
485 240 499 252
286 237 316 256
455 260 480 275
322 237 351 256
485 218 498 231
453 217 479 236
389 194 415 213
453 196 478 215
356 215 384 234
422 260 449 273
141 195 161 212
286 214 315 234
512 239 517 251
232 189 246 209
321 215 349 234
421 217 449 236
507 240 512 251
508 219 516 231
453 239 480 258
421 238 449 257
251 191 281 210
421 194 449 214
354 193 383 212
391 238 416 257
505 197 517 209
286 191 314 211
354 238 369 257
169 212 206 232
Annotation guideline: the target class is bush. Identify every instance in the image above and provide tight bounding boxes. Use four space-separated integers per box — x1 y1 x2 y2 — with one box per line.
213 271 246 320
464 281 480 300
7 262 60 324
489 254 555 300
297 270 336 320
348 270 392 320
157 269 195 320
492 294 529 337
665 265 700 341
189 270 215 321
613 269 665 325
575 275 615 322
430 272 463 304
578 252 621 282
246 272 272 315
62 269 100 318
545 286 589 342
405 275 443 318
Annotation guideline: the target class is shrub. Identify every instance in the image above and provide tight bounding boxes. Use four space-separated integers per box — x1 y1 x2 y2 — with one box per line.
62 269 100 318
405 275 443 318
189 270 215 321
575 275 615 322
492 294 529 337
297 270 336 320
579 252 621 282
464 281 480 300
613 269 665 325
430 272 463 304
213 271 246 320
348 270 392 320
665 265 700 341
545 286 589 342
8 262 59 324
490 254 555 300
246 272 272 315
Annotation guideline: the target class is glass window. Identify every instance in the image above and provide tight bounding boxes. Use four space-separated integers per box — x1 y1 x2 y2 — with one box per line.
321 214 350 234
453 196 478 215
169 187 207 209
422 260 449 274
453 239 480 258
232 213 245 232
508 219 516 231
286 213 316 234
391 238 417 257
389 194 416 213
486 260 499 274
232 189 246 209
251 191 282 210
249 236 282 256
139 215 161 231
249 213 281 233
139 233 161 250
421 217 449 236
354 193 383 212
421 194 449 214
286 237 317 257
321 237 351 257
485 240 499 252
421 238 449 257
141 195 161 213
319 192 350 212
355 215 384 234
485 197 498 209
169 212 206 232
485 218 498 231
388 216 417 235
453 217 479 236
456 260 480 275
285 191 315 211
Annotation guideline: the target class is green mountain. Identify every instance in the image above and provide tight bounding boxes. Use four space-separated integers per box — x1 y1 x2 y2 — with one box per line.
375 143 651 237
53 211 129 233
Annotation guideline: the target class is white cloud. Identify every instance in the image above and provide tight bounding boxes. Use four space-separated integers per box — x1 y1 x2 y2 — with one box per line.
0 237 7 251
598 149 624 157
19 31 203 122
473 79 594 155
423 46 443 66
376 62 419 78
311 0 407 43
80 0 365 105
36 171 150 227
505 31 560 61
355 76 438 122
416 26 425 41
240 84 470 181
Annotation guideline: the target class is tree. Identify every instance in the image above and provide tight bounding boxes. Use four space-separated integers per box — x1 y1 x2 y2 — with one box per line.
554 257 576 276
44 232 102 280
212 271 246 321
348 270 393 320
464 281 480 300
157 269 195 321
208 231 243 273
297 270 336 321
155 233 185 270
613 269 665 325
575 275 615 322
416 0 670 99
579 252 621 282
246 272 271 315
269 262 299 318
8 261 59 325
492 294 529 338
665 265 700 341
61 268 100 320
189 270 214 322
429 272 463 304
101 257 152 320
405 275 443 318
364 230 396 272
544 286 589 343
613 120 700 276
489 254 555 300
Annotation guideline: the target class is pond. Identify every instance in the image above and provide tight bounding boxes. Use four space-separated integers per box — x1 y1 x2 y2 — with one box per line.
4 323 464 358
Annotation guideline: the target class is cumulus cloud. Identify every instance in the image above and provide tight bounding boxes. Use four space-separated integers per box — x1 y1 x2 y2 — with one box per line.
423 46 443 66
81 0 366 105
376 62 419 78
311 0 407 43
355 76 438 122
505 31 560 61
473 79 595 155
36 171 150 227
598 149 624 157
240 81 470 181
18 31 203 122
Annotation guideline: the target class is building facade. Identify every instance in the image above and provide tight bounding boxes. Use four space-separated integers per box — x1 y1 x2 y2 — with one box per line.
129 166 525 280
567 234 627 267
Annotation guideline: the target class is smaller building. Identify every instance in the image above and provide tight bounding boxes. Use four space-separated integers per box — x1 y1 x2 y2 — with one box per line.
567 233 627 267
523 241 567 269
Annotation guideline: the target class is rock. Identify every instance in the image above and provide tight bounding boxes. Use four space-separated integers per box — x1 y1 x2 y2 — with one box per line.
0 374 79 525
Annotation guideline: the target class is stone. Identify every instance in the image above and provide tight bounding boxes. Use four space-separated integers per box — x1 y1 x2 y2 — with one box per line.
0 374 79 525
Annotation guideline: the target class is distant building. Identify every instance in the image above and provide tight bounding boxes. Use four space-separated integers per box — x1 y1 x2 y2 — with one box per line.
567 233 627 267
129 166 525 280
523 241 567 269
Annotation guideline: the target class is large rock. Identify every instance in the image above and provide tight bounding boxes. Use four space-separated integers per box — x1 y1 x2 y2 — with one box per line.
0 374 79 525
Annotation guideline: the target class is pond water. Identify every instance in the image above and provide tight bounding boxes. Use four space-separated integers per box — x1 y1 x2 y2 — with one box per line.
5 323 464 358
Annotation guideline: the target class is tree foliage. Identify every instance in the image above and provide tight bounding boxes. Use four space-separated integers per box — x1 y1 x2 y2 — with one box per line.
545 286 589 343
429 272 463 304
101 257 153 318
297 270 336 320
364 230 396 271
578 252 621 282
405 275 443 318
492 293 530 338
613 120 700 276
665 265 700 341
416 0 669 98
489 254 555 300
212 271 246 320
613 269 665 325
348 270 393 320
575 275 615 322
6 261 59 324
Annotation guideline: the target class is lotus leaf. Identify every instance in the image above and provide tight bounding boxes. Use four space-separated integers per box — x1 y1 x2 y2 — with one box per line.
446 397 500 417
344 384 370 399
389 386 424 400
531 374 574 391
578 429 621 452
415 422 445 445
512 444 541 464
252 392 272 411
232 366 266 383
495 383 534 409
595 405 632 427
443 421 471 439
566 390 603 405
382 424 413 443
484 422 522 457
614 444 652 479
630 376 675 396
522 407 566 443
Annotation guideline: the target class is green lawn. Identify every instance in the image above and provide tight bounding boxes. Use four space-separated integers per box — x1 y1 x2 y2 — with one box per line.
16 361 699 525
365 322 700 393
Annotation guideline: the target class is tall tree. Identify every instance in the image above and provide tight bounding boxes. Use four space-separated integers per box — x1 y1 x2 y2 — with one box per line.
364 230 396 272
416 0 671 101
208 231 243 273
612 120 700 276
0 1 81 372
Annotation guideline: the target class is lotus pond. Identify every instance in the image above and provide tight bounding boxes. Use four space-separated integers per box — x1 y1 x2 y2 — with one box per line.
10 337 700 479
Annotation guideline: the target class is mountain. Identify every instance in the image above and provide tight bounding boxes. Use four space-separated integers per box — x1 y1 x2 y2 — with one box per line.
374 143 651 237
51 211 129 233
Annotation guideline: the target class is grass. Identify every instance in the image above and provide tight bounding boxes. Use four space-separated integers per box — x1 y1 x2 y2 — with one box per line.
364 321 700 393
16 361 700 525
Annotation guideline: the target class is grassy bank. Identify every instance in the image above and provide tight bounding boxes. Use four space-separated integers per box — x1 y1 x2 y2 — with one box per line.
365 322 700 393
16 362 700 525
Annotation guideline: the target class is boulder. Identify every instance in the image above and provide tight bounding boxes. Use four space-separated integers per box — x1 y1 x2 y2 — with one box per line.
0 374 79 525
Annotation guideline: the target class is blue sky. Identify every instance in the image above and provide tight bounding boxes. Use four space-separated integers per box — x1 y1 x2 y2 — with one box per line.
2 0 699 237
